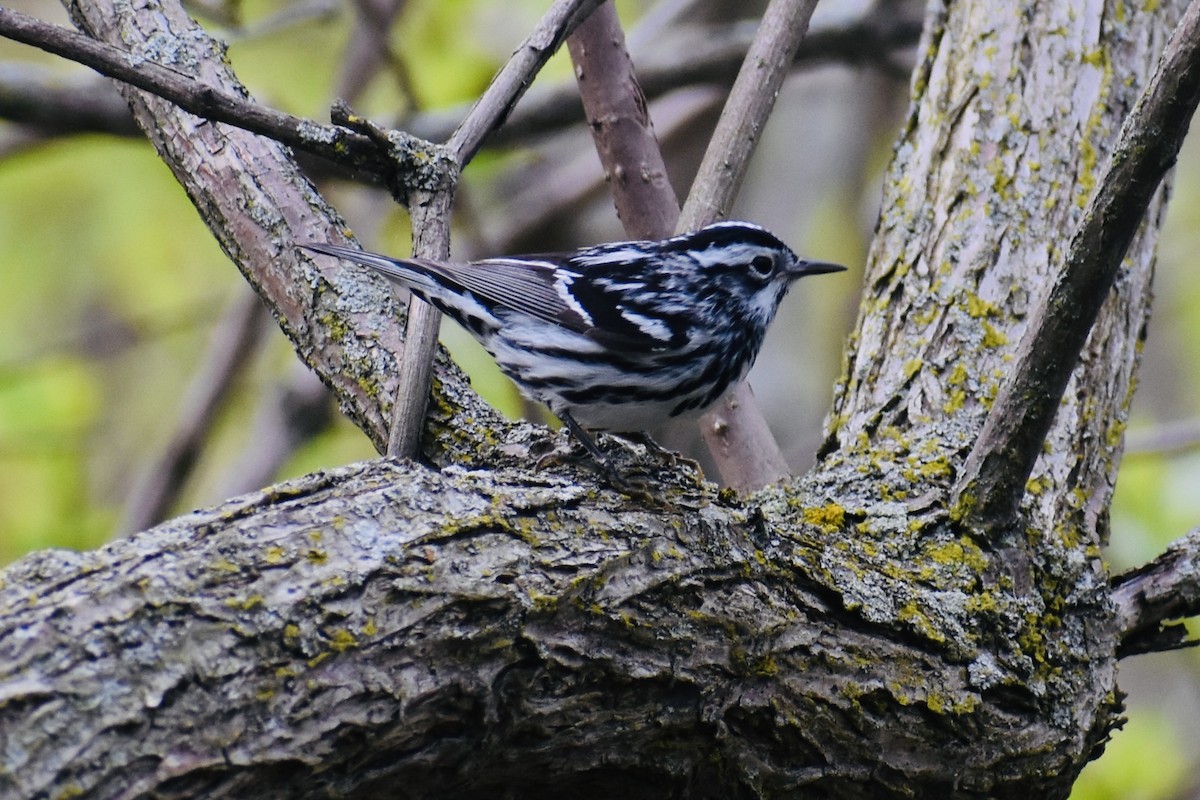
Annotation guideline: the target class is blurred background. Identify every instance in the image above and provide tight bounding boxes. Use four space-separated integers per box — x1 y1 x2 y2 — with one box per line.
0 0 1197 796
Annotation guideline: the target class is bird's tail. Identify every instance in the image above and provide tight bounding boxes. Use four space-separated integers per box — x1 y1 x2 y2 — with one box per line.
301 243 438 295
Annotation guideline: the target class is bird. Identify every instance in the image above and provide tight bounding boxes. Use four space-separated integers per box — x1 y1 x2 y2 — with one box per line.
303 220 845 483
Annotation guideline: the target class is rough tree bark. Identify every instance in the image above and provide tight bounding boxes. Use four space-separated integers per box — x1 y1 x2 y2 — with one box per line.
0 0 1196 799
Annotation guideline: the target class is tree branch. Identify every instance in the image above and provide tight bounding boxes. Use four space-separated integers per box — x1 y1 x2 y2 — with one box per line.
676 0 819 227
672 0 821 491
0 457 1119 799
0 6 921 160
1112 527 1200 657
52 0 462 458
444 0 604 165
406 5 923 147
567 1 680 240
377 0 606 458
0 6 393 177
0 63 139 137
953 0 1200 531
1125 417 1200 457
3 0 605 462
1 0 1190 795
214 364 335 500
116 289 272 537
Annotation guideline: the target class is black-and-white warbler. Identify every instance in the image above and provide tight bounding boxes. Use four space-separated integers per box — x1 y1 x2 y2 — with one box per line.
304 221 844 479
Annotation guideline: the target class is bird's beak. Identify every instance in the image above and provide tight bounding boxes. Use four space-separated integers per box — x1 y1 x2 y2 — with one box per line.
791 260 847 277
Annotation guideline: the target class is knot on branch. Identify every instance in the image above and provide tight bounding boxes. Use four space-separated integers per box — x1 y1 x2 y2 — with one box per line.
330 100 459 204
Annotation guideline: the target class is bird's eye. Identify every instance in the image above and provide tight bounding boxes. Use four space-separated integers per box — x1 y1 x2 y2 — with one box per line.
748 254 774 278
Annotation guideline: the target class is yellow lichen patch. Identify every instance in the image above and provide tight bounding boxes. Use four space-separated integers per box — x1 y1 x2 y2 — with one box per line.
917 454 952 480
529 592 558 613
946 363 969 387
1105 418 1127 448
264 546 286 564
753 655 779 677
981 321 1008 348
897 602 946 643
224 594 264 611
1025 476 1049 496
1018 616 1049 665
329 629 358 652
965 592 999 615
942 389 966 414
949 492 976 522
926 691 979 716
803 503 846 532
926 536 988 573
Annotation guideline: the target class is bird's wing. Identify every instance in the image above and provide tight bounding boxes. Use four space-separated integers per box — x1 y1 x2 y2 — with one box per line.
434 256 591 332
305 243 679 352
440 257 686 352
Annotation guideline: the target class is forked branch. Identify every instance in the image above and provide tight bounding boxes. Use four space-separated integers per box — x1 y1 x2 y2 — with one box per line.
953 1 1200 531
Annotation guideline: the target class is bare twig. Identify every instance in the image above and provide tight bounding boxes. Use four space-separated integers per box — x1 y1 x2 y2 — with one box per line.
494 86 723 249
0 6 395 177
406 5 922 146
116 290 272 537
137 0 406 488
445 0 606 165
384 0 606 458
0 64 138 137
215 365 334 499
677 0 822 491
677 0 820 227
0 6 921 159
1125 417 1200 457
567 2 680 239
1112 526 1200 657
336 0 413 103
953 1 1200 530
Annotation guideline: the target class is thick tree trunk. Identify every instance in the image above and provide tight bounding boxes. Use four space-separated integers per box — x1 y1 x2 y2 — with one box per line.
0 0 1187 798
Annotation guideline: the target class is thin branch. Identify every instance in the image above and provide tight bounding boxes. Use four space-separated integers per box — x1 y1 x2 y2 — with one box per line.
384 0 606 458
336 0 412 103
1112 526 1200 657
215 364 334 499
493 86 723 250
1125 417 1200 457
114 0 400 522
0 64 139 137
115 290 272 537
0 6 921 159
675 0 822 491
405 5 922 146
0 6 395 177
445 0 606 165
566 2 680 239
677 0 820 228
953 1 1200 530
